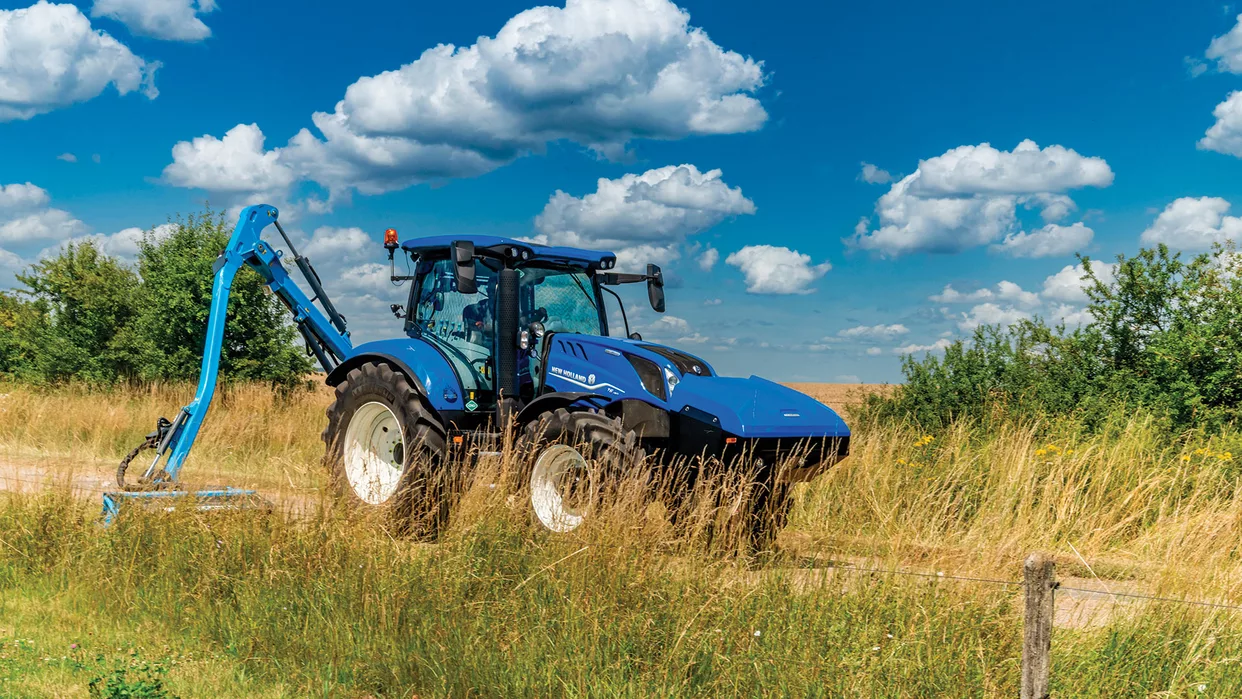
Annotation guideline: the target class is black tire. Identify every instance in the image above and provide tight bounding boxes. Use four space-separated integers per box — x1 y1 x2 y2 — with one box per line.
747 479 793 555
520 409 643 533
322 362 448 538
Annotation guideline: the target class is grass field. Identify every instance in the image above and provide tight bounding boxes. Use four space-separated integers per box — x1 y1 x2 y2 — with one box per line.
2 381 1242 697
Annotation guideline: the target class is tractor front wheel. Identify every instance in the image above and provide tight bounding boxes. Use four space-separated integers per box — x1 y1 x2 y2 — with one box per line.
747 479 793 555
521 409 643 534
322 362 449 538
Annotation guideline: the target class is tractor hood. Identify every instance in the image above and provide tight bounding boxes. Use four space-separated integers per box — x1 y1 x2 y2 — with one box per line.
668 374 851 439
542 334 850 440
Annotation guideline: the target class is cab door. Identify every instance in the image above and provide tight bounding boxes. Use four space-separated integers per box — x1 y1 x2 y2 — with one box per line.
409 258 496 415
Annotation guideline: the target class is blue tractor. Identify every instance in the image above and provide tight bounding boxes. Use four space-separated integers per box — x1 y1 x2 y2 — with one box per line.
108 205 850 546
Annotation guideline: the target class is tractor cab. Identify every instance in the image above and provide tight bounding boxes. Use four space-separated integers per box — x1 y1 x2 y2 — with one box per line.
396 235 664 426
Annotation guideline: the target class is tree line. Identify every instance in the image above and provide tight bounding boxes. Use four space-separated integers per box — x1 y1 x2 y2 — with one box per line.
0 211 313 387
866 244 1242 432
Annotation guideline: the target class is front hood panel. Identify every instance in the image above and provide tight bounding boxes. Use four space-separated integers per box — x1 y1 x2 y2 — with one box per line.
670 375 850 439
544 334 849 439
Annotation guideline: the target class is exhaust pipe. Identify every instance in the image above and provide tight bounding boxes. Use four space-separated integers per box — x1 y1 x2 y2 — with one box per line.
495 267 519 427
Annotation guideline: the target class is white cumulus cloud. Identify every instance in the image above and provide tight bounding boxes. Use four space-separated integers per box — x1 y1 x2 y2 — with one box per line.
44 222 176 260
302 226 372 262
929 284 993 303
0 183 86 247
0 183 50 210
858 162 893 184
162 123 296 199
1040 262 1115 304
166 0 768 205
91 0 217 42
995 280 1041 307
992 222 1094 258
0 209 87 244
893 339 951 355
1207 14 1242 74
958 303 1031 331
1199 91 1242 157
0 1 158 122
534 164 754 270
725 245 830 295
1140 196 1242 250
849 140 1112 256
697 247 719 271
932 280 1039 306
837 323 909 340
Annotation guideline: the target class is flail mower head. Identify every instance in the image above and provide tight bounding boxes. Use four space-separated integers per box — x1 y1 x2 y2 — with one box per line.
101 415 270 525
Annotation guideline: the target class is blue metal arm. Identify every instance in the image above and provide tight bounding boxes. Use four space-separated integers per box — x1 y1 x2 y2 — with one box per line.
143 204 354 484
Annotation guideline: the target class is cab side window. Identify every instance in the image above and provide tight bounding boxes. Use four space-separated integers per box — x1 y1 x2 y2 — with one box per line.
412 259 494 391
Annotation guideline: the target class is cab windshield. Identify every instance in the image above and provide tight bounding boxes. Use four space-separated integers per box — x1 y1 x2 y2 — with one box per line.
519 266 603 336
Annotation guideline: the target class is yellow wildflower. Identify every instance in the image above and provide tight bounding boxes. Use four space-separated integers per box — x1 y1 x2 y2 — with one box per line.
1035 449 1047 457
1221 452 1233 462
1181 455 1192 463
896 458 908 466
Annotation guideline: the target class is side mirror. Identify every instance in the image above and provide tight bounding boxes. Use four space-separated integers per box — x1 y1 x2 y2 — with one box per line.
646 263 665 313
452 241 476 294
629 331 643 341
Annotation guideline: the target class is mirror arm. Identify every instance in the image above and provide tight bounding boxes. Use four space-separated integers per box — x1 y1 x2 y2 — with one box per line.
599 286 630 337
598 272 651 285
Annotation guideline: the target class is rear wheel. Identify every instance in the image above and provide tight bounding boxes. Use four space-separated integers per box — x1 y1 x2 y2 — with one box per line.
323 362 448 538
521 409 643 534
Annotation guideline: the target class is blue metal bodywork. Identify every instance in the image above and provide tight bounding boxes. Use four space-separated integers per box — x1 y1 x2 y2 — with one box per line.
329 338 464 413
402 235 616 269
540 335 850 439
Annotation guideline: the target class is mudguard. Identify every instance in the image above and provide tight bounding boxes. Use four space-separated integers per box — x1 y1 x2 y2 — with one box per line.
325 338 465 414
514 392 609 425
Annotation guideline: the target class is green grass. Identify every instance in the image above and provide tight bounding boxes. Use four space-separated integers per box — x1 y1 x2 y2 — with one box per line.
1 490 1240 698
0 491 1023 697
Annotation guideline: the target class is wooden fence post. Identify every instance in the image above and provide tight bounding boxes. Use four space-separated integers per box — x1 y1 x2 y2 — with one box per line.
1021 553 1055 699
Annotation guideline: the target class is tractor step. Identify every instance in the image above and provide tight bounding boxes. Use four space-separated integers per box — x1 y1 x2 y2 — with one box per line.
101 487 270 525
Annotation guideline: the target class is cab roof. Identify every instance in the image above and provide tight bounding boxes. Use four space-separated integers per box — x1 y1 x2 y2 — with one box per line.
401 234 617 270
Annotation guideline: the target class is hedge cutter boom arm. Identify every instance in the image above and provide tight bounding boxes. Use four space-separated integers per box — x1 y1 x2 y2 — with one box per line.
137 204 354 485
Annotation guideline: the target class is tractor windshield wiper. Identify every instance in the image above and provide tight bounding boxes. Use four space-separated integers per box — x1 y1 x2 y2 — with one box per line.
569 273 597 309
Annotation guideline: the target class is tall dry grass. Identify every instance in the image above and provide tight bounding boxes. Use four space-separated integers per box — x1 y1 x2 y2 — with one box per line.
4 380 1242 590
2 382 1242 695
0 381 330 489
798 413 1242 601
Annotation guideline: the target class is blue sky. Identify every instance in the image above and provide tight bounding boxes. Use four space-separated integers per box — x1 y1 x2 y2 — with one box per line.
4 0 1242 382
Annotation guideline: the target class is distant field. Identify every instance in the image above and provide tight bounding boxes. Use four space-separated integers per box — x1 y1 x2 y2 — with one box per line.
785 382 896 415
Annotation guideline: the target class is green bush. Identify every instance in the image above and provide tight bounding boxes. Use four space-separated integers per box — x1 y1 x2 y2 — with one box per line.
0 210 313 387
867 244 1242 432
127 211 312 385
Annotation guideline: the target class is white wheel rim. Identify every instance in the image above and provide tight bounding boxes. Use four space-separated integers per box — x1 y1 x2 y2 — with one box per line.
530 444 592 533
343 401 405 505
